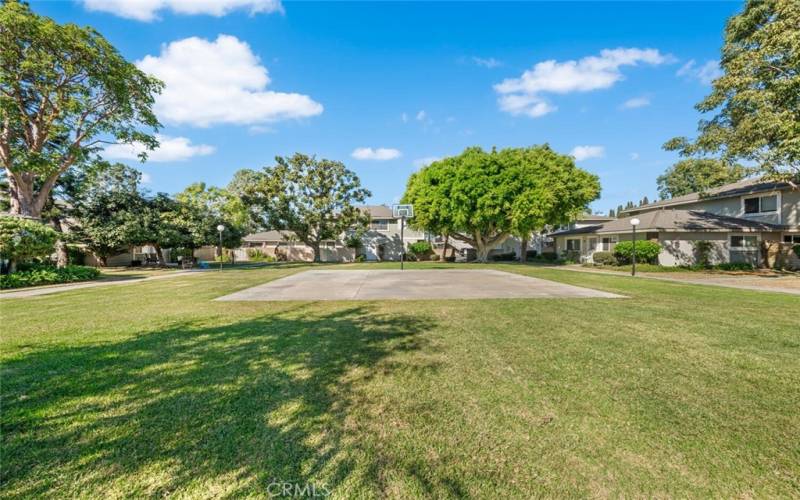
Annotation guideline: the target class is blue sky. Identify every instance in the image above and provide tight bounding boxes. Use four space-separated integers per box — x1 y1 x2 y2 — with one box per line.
34 1 742 214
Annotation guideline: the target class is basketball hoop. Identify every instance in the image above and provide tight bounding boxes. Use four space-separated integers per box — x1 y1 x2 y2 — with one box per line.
392 204 414 218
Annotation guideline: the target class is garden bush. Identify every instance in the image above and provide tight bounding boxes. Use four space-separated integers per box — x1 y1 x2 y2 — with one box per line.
540 252 558 261
525 249 538 261
0 264 100 289
0 216 58 272
794 245 800 259
429 253 440 261
714 262 754 271
613 240 661 265
592 251 617 266
247 249 275 262
490 251 517 261
355 255 366 263
562 250 581 263
408 241 433 260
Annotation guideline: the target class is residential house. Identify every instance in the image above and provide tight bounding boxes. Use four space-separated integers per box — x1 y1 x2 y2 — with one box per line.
239 230 354 262
359 205 428 261
550 179 800 268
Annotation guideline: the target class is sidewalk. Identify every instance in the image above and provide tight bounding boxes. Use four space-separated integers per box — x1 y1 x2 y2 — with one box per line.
558 265 800 296
0 269 208 299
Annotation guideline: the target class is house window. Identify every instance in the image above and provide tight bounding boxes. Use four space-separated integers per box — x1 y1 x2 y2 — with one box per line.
566 239 581 251
321 241 335 249
730 235 758 249
370 219 389 230
588 238 597 252
646 232 659 241
744 194 778 214
784 235 800 244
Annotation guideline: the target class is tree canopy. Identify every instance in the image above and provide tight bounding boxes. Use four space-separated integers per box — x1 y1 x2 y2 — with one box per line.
0 0 162 218
403 146 600 262
236 153 371 262
657 158 748 199
664 0 800 184
0 215 58 272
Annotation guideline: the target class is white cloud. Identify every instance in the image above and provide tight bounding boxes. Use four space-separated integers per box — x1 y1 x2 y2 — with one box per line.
630 152 640 160
676 59 722 85
137 35 323 127
351 147 402 161
81 0 283 21
472 56 502 68
494 48 671 117
103 134 215 162
401 112 409 123
140 172 153 184
413 156 442 168
621 96 650 109
416 110 427 121
570 145 605 161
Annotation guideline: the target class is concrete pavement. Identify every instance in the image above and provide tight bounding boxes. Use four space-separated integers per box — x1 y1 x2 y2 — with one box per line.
215 269 624 301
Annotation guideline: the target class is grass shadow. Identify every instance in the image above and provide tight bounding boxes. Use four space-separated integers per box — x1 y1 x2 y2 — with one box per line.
1 305 438 497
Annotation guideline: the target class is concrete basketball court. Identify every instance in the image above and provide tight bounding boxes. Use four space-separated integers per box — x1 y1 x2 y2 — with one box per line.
215 269 623 301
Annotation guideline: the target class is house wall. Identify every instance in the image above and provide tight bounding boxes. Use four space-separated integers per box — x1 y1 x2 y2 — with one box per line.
657 232 728 266
782 189 800 227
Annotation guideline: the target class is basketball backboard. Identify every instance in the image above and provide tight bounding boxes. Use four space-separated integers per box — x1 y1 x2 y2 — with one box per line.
392 204 414 218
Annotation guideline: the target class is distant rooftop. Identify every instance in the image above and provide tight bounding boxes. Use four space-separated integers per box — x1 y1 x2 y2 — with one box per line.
621 178 791 215
550 209 785 236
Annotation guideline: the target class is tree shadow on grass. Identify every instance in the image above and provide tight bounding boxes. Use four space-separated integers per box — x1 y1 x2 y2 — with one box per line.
1 305 441 497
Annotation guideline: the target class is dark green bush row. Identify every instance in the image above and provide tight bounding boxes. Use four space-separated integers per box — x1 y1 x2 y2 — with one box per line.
592 251 617 265
613 241 661 265
0 265 100 289
490 251 517 261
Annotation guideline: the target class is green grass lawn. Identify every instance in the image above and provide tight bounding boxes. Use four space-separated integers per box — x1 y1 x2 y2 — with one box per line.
1 263 798 498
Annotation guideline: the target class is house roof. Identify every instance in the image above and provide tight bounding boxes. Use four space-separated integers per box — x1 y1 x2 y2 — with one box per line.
576 213 615 222
550 209 785 236
621 178 791 215
243 230 298 242
359 205 395 218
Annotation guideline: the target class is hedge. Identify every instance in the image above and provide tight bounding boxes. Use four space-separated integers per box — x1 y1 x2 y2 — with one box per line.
592 251 617 265
613 240 661 265
0 265 101 289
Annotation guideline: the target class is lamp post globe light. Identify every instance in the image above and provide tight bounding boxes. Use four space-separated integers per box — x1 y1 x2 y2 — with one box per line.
630 218 640 276
216 224 225 272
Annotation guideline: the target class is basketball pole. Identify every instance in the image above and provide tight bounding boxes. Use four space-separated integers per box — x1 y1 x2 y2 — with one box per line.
400 215 405 271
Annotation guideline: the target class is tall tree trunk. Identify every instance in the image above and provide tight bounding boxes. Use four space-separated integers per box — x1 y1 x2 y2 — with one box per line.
443 234 450 260
7 173 39 218
154 244 166 267
8 259 17 274
474 233 490 263
311 241 321 263
519 236 528 263
50 214 69 268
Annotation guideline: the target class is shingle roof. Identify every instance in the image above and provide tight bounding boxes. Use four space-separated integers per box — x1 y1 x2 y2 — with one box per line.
621 178 791 214
359 205 395 218
550 209 784 236
243 230 298 242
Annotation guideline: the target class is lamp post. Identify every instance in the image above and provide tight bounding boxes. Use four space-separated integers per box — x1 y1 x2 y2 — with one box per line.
630 218 640 276
216 224 225 272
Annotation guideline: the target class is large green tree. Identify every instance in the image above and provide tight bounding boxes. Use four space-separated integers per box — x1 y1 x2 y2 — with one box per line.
657 158 749 198
238 153 371 262
0 1 162 218
67 162 144 266
174 183 247 257
664 0 799 184
403 146 600 263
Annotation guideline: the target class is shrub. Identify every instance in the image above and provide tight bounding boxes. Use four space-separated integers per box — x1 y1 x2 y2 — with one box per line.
693 240 714 267
592 251 617 266
540 252 558 262
525 249 538 261
715 262 754 271
488 251 515 261
355 255 366 262
0 264 100 289
408 241 433 260
794 245 800 259
563 250 581 263
0 216 59 271
247 248 275 262
613 240 661 265
429 253 440 261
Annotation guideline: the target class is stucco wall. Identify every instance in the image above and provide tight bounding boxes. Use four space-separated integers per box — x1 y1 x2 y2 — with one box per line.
657 232 728 266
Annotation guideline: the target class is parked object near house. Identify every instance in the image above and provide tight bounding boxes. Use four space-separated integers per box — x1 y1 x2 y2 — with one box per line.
550 179 800 269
